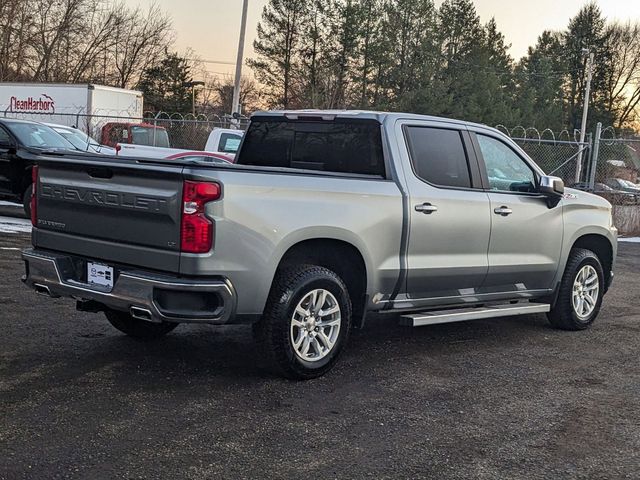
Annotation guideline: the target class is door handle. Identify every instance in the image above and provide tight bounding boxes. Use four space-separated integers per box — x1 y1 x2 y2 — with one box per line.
494 206 513 216
415 203 438 214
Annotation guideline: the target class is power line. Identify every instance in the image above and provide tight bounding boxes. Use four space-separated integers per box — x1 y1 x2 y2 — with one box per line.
187 58 236 66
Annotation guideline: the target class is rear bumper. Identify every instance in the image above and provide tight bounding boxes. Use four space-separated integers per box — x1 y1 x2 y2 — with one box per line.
22 248 237 324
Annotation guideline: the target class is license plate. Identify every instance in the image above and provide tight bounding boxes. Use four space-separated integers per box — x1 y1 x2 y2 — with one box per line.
87 262 114 288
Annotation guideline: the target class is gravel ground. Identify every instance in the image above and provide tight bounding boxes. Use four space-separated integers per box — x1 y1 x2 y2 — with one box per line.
1 206 639 479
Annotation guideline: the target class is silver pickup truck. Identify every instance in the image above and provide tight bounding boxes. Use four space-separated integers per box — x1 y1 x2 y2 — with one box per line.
22 111 617 379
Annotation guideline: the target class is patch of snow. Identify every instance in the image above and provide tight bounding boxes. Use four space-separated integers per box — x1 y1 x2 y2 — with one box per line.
0 216 32 234
619 237 640 243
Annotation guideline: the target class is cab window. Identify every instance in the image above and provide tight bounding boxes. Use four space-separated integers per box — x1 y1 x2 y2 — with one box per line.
404 126 472 189
476 134 537 193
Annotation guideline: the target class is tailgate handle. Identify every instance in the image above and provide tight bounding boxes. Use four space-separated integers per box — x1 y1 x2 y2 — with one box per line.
87 167 113 179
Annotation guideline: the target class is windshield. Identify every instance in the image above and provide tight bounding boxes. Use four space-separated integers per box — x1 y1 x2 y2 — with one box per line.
131 126 170 148
54 129 101 151
5 122 76 150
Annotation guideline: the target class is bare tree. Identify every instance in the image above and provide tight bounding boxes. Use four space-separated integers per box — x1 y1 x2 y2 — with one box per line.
29 0 86 81
0 0 35 81
208 75 260 115
110 3 174 88
602 22 640 129
0 0 173 88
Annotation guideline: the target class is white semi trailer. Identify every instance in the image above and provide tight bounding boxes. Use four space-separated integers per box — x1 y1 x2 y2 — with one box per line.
0 83 143 132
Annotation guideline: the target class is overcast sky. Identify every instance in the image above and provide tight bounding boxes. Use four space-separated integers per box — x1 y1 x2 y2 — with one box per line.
125 0 640 80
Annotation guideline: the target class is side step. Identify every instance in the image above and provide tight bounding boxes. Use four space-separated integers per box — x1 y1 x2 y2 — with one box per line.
399 302 550 327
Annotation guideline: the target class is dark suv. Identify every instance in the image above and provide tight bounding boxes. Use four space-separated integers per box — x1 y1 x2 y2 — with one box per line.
0 119 77 216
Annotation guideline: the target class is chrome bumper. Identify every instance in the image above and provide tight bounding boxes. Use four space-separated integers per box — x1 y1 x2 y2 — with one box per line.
22 248 237 324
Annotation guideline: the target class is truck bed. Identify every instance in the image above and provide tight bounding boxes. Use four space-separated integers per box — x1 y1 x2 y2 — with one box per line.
30 151 403 315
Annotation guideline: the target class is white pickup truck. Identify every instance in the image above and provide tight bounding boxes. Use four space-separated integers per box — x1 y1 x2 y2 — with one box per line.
116 128 243 159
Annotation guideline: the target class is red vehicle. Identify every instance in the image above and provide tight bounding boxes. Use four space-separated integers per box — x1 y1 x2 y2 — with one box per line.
101 122 170 148
165 151 235 163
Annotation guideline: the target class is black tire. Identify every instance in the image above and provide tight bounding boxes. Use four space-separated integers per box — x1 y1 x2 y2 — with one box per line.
253 265 352 380
547 248 605 331
105 310 178 340
22 184 32 219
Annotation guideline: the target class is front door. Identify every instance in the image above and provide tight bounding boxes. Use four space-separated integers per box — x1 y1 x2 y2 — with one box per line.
398 122 491 303
471 131 563 293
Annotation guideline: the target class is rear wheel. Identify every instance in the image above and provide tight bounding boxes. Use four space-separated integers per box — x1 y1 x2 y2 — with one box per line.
105 310 178 340
253 265 352 380
547 248 604 330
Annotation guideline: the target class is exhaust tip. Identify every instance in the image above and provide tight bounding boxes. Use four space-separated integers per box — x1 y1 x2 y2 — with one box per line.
34 283 52 297
130 306 154 322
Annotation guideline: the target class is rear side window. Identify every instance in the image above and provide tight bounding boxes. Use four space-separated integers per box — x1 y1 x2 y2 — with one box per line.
131 126 170 148
218 133 242 153
237 120 385 176
405 126 471 188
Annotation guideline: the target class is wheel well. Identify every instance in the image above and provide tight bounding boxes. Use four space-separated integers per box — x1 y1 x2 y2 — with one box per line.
572 234 613 290
276 239 368 328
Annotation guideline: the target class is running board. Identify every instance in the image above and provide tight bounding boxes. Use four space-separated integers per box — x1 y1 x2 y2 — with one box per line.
399 303 550 327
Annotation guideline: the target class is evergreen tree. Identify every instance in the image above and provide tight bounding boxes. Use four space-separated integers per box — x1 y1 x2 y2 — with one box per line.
437 0 514 124
563 2 609 130
295 0 329 108
136 51 192 112
379 0 441 112
248 0 309 108
514 31 566 131
352 0 384 108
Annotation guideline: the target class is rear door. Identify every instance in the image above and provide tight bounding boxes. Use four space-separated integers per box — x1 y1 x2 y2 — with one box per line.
397 120 491 303
34 157 184 272
470 130 563 292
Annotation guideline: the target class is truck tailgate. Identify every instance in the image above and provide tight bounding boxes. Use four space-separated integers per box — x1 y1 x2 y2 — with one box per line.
33 157 184 272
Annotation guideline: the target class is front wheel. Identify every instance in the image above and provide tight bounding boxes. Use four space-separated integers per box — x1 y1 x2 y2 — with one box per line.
105 310 178 340
253 265 352 380
547 248 605 330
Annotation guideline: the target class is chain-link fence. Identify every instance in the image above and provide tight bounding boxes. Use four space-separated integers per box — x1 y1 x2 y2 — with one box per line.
2 110 249 150
504 125 640 234
511 137 591 187
589 133 640 203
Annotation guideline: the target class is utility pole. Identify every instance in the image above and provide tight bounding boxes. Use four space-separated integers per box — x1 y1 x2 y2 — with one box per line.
588 122 602 190
231 0 249 126
575 50 594 183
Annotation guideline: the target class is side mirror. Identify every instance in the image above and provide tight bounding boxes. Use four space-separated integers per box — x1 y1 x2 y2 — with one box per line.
539 175 564 207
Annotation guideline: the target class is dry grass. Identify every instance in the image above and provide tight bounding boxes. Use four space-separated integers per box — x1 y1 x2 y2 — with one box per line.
613 205 640 236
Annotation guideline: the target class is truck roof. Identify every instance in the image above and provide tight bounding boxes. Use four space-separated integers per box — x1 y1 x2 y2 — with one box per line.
0 82 142 95
252 109 494 132
0 117 44 125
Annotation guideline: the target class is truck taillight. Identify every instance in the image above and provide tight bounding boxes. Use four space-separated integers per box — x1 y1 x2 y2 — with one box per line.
180 181 221 253
30 166 38 227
